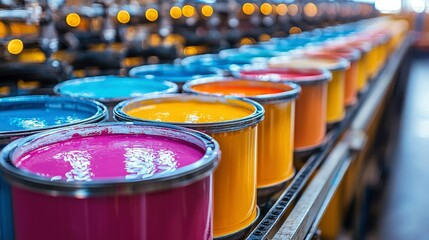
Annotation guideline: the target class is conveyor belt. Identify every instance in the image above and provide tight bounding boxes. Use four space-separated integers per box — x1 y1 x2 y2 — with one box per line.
246 35 413 240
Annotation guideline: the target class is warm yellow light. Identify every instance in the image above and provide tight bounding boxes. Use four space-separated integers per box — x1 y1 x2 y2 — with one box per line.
164 34 186 45
277 4 288 16
271 4 277 15
149 34 162 46
145 8 158 22
170 6 182 19
184 46 198 56
7 39 24 55
289 26 302 34
304 3 318 17
0 22 6 38
240 38 255 45
259 34 271 42
182 5 195 18
260 3 273 15
201 5 214 17
66 13 81 27
242 3 255 15
117 10 131 24
288 4 299 16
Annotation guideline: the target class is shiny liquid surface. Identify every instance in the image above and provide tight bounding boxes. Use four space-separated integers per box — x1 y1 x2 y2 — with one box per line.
269 57 343 71
0 108 92 132
126 101 253 123
58 76 172 99
240 69 325 80
191 80 286 97
13 134 204 181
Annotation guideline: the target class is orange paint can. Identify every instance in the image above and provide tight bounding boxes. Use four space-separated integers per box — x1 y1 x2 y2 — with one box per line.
269 56 350 124
114 94 264 238
238 68 331 152
305 48 361 106
183 78 301 193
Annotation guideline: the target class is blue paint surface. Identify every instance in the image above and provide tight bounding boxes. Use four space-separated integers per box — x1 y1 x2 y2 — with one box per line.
182 54 243 72
0 96 100 132
219 48 277 64
129 64 218 83
56 76 175 100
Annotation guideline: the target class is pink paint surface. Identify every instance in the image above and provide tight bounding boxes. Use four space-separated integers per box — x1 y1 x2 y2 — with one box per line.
13 134 204 181
10 129 213 240
240 68 327 82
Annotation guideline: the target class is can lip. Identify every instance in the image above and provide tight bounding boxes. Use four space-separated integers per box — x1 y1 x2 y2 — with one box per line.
182 77 301 104
129 63 220 83
113 94 265 133
0 95 108 139
305 48 361 62
181 54 243 73
219 48 280 64
325 38 372 53
269 55 351 72
234 66 332 85
0 122 220 197
54 75 179 103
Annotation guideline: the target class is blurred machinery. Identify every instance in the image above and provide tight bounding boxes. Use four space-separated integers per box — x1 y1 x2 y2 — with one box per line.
0 0 377 95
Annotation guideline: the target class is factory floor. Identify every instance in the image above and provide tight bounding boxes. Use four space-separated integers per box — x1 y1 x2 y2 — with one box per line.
377 52 429 239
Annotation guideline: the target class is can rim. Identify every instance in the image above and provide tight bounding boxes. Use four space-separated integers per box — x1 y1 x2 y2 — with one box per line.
181 54 243 73
54 75 179 103
219 48 280 63
233 66 332 85
0 95 108 139
129 63 220 83
305 48 361 62
182 77 301 104
269 55 351 72
0 122 220 197
113 94 265 133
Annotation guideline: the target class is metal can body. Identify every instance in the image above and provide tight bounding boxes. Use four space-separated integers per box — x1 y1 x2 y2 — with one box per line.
344 60 359 105
183 78 300 190
11 176 213 240
357 51 370 91
211 127 258 237
237 68 331 152
327 70 346 123
295 82 328 150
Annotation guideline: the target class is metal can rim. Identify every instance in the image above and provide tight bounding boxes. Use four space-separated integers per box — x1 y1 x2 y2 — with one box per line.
182 77 301 104
113 94 265 133
233 65 332 85
0 95 108 140
0 122 220 197
54 75 179 103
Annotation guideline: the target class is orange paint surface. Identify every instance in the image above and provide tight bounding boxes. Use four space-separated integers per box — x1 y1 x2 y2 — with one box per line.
125 100 253 123
191 80 287 97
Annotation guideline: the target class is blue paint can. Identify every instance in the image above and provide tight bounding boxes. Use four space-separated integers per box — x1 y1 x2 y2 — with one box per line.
0 95 107 240
129 64 219 90
54 75 178 119
181 54 243 75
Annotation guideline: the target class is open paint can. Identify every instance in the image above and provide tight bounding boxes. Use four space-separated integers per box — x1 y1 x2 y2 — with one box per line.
114 94 264 239
0 122 219 240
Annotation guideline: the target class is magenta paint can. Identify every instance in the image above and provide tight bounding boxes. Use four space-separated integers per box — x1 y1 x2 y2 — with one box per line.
0 122 220 240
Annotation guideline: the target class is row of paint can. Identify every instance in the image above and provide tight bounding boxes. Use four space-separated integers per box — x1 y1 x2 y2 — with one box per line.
0 17 409 240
